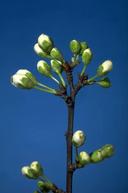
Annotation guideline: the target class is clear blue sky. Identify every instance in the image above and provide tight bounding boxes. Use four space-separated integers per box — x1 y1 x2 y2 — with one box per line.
0 0 128 193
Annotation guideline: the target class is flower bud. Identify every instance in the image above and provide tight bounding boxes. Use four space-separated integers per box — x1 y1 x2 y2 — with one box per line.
72 130 86 147
37 181 53 192
21 166 38 179
82 48 92 65
69 40 81 55
96 77 111 88
101 144 114 158
78 151 90 166
30 161 43 176
51 60 62 74
38 34 53 53
97 60 113 76
11 69 37 89
34 43 50 58
80 41 88 54
50 48 64 62
37 60 52 77
90 150 103 163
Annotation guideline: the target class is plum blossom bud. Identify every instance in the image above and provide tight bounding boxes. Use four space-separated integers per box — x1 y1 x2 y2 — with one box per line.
21 166 38 179
34 43 49 58
70 40 81 55
97 60 113 76
80 41 88 54
30 161 43 176
38 34 53 53
82 48 92 65
11 69 37 89
72 130 86 147
78 151 90 166
50 48 64 62
101 144 114 158
51 60 62 74
90 150 103 163
96 77 111 88
38 181 53 192
37 60 52 77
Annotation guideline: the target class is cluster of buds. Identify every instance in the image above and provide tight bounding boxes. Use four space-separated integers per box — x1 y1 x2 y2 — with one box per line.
69 39 92 69
21 161 54 193
72 130 114 167
72 130 90 167
11 33 67 93
21 161 43 179
11 33 113 94
90 144 115 163
69 38 113 88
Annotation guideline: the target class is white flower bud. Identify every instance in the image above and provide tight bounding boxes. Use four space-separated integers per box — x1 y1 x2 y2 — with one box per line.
11 69 37 89
97 60 113 76
34 43 49 58
37 60 52 77
78 151 90 166
30 161 43 176
82 48 92 65
21 166 38 179
72 130 86 147
38 34 53 53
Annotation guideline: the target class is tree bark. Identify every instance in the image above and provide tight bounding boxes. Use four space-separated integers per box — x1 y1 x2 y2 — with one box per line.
66 102 75 193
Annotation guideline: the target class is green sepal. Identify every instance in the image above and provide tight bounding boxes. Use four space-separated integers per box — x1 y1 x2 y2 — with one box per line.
96 77 111 88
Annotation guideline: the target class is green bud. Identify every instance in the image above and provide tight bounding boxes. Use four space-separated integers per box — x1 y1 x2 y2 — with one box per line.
38 34 53 53
101 144 114 158
96 77 111 88
21 166 38 179
82 48 92 65
37 60 52 77
34 43 50 58
51 60 62 74
38 181 53 192
69 40 81 55
78 151 90 166
80 41 88 54
97 60 113 76
11 69 37 89
90 150 103 163
50 48 64 62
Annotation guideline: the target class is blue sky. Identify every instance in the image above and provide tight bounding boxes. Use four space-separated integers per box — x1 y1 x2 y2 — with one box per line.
0 0 128 193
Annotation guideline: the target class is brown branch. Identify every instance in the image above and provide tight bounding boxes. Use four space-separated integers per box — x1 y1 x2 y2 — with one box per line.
51 184 66 193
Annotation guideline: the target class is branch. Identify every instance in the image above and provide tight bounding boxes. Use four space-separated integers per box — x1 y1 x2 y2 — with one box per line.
51 184 66 193
74 74 88 96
